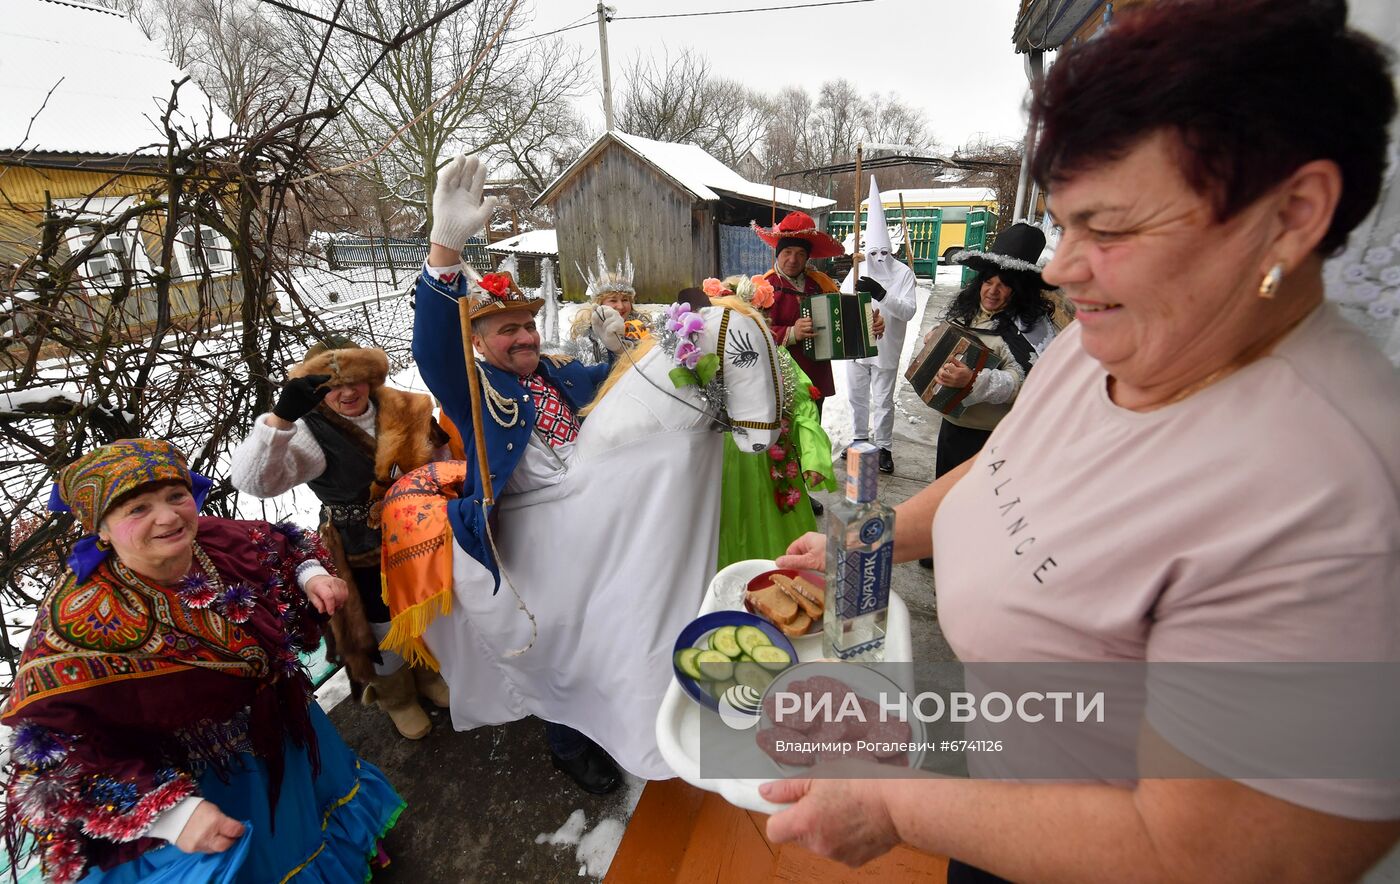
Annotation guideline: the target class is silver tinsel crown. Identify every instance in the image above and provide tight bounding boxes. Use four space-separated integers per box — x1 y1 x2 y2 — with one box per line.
579 248 635 300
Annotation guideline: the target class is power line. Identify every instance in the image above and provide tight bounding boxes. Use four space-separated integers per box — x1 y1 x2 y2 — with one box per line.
500 16 595 46
612 0 877 22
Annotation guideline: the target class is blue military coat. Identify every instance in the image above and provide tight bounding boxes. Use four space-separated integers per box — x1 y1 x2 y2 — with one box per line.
414 269 611 589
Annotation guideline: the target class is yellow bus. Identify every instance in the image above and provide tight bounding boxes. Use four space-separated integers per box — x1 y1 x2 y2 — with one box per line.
864 187 999 258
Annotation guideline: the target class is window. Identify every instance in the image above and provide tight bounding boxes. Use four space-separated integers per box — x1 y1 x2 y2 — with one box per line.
75 224 144 283
59 197 151 289
940 207 970 224
174 224 233 277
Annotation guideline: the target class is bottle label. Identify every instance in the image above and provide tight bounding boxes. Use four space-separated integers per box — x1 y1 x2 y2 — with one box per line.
836 539 893 620
859 517 884 545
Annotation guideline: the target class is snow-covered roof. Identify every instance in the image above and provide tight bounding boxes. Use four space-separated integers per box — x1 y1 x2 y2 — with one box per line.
865 187 998 206
485 229 558 256
537 131 835 212
286 266 414 314
0 0 234 156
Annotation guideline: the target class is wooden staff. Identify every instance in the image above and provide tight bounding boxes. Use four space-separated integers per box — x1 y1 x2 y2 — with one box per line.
851 143 863 279
457 297 495 506
899 194 917 273
771 179 777 226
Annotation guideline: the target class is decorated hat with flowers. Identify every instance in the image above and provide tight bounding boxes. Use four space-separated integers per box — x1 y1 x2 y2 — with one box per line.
466 268 544 321
751 211 845 260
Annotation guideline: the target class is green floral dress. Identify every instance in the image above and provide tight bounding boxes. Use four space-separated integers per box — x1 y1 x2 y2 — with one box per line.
716 351 837 570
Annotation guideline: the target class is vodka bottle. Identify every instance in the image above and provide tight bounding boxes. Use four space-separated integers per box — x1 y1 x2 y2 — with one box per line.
822 442 895 662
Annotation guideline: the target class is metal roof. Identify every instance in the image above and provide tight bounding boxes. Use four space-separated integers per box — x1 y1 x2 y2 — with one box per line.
0 0 233 156
484 229 557 256
535 131 835 212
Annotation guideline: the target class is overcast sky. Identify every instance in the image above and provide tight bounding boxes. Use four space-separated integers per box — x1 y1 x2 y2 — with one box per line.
538 0 1035 151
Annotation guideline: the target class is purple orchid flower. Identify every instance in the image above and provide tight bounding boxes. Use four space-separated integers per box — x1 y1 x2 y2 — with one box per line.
674 340 702 370
675 312 705 338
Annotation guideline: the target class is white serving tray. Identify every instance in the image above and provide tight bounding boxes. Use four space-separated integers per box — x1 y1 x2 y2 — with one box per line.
654 558 914 814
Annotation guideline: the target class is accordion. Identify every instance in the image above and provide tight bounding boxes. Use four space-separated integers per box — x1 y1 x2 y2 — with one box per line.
904 321 1004 418
799 292 878 361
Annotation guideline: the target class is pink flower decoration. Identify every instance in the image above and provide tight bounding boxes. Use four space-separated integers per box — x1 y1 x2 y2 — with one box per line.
750 276 776 309
666 302 689 323
674 340 701 369
770 467 783 480
676 313 705 337
767 445 786 461
782 488 803 508
702 278 730 299
785 461 800 478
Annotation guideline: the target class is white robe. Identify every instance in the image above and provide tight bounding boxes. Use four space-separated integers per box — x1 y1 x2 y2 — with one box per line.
844 259 920 371
422 429 721 780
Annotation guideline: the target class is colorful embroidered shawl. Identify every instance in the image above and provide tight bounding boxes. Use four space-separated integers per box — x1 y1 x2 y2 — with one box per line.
1 518 329 884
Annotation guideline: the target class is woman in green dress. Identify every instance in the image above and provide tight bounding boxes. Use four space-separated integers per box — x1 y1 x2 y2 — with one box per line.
697 276 838 570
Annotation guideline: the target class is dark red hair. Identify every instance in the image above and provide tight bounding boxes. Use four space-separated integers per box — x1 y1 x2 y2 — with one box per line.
1029 0 1395 254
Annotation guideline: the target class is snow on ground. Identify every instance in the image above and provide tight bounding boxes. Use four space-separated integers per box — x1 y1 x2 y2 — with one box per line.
534 773 647 880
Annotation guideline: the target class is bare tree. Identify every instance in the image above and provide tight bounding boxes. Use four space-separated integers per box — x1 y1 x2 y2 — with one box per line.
286 0 589 233
488 39 594 194
952 135 1024 232
96 0 297 125
615 48 766 168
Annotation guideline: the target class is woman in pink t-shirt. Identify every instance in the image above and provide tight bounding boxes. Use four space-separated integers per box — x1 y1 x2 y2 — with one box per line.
765 2 1400 882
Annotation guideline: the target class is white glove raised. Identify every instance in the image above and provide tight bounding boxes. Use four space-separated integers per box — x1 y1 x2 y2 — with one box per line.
429 154 496 250
590 305 626 354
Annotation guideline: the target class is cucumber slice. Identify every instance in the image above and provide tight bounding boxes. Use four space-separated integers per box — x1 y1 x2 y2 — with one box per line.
734 661 774 693
737 653 754 663
709 626 742 658
750 645 791 672
707 678 736 699
674 647 704 681
695 650 734 681
736 625 771 657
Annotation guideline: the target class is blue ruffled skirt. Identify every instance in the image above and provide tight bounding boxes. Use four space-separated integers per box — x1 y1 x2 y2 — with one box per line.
82 704 404 884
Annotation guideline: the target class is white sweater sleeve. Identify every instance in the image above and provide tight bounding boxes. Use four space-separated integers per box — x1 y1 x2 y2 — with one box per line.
145 796 204 843
962 336 1025 407
228 414 327 498
963 366 1022 406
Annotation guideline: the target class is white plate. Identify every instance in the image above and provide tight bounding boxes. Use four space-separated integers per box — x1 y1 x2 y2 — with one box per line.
654 558 915 814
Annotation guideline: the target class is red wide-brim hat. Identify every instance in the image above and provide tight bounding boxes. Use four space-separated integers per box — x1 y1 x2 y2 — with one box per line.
751 211 845 260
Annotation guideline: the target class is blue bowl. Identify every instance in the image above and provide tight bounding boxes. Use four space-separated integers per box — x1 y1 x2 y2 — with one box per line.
672 610 798 712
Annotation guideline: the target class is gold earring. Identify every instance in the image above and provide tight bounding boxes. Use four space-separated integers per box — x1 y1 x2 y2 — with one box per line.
95 537 111 551
1258 263 1284 299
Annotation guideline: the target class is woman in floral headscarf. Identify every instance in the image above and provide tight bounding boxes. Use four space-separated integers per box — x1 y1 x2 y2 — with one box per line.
699 275 838 570
1 439 404 884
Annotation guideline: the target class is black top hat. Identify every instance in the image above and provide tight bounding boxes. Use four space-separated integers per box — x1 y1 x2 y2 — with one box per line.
951 223 1051 286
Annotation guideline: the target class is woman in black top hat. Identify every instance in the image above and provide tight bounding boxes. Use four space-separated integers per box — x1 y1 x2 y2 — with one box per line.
932 225 1066 472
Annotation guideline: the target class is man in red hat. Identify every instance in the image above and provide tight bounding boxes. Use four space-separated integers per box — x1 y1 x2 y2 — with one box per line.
752 211 885 412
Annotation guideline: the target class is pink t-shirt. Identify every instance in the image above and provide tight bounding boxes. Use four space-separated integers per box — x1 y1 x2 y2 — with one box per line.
933 303 1400 817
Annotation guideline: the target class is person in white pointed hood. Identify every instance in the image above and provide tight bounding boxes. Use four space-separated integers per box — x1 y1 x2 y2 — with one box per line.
841 176 922 474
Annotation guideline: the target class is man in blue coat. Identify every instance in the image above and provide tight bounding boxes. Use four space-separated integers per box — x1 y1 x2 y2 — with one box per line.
413 153 623 794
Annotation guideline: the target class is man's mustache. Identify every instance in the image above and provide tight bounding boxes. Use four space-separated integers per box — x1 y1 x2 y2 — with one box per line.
509 344 539 355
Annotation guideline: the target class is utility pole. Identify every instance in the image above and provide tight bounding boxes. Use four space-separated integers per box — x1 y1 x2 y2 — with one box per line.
596 2 615 131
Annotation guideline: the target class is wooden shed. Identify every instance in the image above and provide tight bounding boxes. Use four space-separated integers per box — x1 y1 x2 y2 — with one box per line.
535 132 834 302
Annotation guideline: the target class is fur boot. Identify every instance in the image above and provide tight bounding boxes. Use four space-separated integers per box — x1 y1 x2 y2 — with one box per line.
413 666 451 709
363 666 431 740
